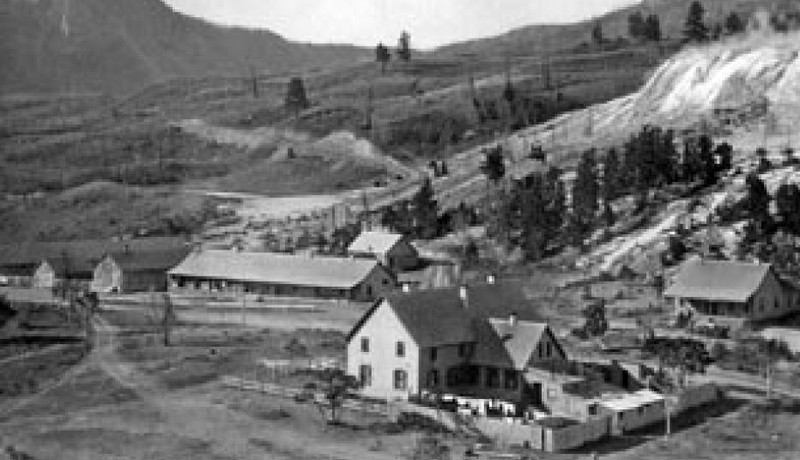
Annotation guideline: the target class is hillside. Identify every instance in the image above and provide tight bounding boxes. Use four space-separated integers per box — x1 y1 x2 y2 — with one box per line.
436 0 792 57
3 0 796 244
0 0 369 94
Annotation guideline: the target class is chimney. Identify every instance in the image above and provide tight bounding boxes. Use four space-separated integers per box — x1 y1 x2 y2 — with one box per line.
459 285 469 309
486 273 496 285
509 311 517 327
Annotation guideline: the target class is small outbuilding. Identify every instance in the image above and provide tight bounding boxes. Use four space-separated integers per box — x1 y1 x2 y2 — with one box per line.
92 248 190 293
32 258 94 290
347 231 419 272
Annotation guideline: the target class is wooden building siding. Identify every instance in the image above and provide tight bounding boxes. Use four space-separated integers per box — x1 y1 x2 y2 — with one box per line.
32 262 56 289
169 264 394 302
668 269 798 321
347 300 420 400
93 257 172 293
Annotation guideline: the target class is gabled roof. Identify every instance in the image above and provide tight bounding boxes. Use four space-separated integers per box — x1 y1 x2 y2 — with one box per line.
347 281 546 352
107 248 191 272
40 257 95 278
664 260 774 303
168 250 384 289
347 231 405 255
482 319 548 370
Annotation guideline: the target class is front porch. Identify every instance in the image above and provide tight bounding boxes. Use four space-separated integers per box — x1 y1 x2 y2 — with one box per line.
683 298 750 318
415 363 540 417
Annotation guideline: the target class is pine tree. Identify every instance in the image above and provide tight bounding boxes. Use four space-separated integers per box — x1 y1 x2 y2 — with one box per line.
592 21 605 45
570 149 600 244
285 77 310 116
397 31 412 62
481 145 506 184
645 14 663 42
628 12 646 39
602 148 620 203
376 43 391 73
520 174 548 261
775 183 800 234
744 173 773 232
685 1 709 42
412 177 439 239
725 12 746 35
698 134 717 185
715 142 733 172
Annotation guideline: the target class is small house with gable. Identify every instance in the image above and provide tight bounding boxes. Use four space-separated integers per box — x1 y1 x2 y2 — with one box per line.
664 259 799 321
347 231 419 272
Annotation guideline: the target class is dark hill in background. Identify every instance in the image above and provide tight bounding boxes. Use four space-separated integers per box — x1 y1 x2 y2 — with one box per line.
0 0 369 95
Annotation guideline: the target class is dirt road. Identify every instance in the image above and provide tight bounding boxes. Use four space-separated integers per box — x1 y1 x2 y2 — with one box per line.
0 316 403 460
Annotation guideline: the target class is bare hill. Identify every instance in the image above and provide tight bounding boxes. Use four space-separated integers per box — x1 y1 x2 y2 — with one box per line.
0 0 369 94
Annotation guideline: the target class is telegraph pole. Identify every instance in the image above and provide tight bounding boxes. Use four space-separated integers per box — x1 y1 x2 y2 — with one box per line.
363 84 374 131
250 65 259 98
241 291 247 326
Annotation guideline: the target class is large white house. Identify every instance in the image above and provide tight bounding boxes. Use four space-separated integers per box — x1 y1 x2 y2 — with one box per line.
346 282 567 406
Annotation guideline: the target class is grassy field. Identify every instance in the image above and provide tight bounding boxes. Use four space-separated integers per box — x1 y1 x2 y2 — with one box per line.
2 297 799 459
0 39 672 243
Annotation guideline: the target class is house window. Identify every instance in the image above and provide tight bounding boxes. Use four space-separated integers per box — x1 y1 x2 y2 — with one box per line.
588 404 598 416
485 367 500 388
394 369 408 390
361 337 369 352
427 370 440 388
458 343 473 357
546 342 552 358
359 365 372 387
396 341 405 357
775 299 779 310
430 347 438 362
504 370 518 390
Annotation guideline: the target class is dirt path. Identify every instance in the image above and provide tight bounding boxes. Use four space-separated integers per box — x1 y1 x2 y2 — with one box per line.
0 343 71 367
88 316 400 460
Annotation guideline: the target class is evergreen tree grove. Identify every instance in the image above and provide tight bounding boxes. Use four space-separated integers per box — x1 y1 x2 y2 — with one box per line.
685 1 709 42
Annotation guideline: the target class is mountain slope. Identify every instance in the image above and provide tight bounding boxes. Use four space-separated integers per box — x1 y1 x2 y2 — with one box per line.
0 0 369 94
435 0 791 57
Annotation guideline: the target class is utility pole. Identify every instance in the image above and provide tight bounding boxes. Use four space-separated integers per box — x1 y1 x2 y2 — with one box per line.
162 293 173 346
250 65 259 98
241 290 247 326
363 84 374 131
